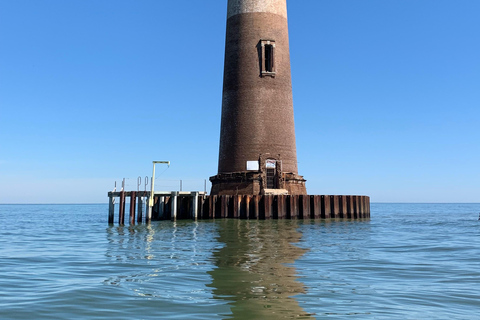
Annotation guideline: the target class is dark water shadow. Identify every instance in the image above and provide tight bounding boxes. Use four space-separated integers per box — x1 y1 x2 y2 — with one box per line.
207 219 315 319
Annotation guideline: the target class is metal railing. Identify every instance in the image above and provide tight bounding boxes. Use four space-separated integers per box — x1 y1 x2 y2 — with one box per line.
112 177 211 194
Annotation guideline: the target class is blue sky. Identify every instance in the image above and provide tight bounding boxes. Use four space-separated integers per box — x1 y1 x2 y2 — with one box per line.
1 0 479 203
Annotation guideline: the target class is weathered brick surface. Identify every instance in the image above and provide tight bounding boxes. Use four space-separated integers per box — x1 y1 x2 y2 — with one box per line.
212 1 306 196
218 11 298 175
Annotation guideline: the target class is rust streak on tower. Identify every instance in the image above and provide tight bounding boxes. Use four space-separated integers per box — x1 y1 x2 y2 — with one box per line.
210 0 307 196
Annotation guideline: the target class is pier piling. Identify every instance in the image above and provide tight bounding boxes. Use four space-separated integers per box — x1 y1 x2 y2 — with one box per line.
129 191 136 225
119 191 126 225
107 192 370 224
108 196 115 224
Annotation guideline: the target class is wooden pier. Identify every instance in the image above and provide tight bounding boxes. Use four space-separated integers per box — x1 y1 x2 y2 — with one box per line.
107 191 370 224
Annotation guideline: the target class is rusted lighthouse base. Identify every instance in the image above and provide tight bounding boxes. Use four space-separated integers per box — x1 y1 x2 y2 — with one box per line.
204 194 370 220
107 192 370 224
210 172 307 196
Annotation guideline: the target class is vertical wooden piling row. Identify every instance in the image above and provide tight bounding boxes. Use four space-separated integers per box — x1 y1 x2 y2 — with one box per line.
311 195 321 219
199 196 206 220
191 192 199 220
364 196 368 218
215 195 223 219
109 192 371 223
351 196 356 219
366 196 370 218
146 193 152 223
271 196 277 219
272 196 278 219
119 191 126 225
219 195 227 218
232 195 240 219
345 196 352 219
299 195 310 220
137 194 143 223
171 192 178 221
289 195 299 219
129 191 136 225
359 196 365 218
251 195 259 219
208 195 214 219
108 194 115 224
285 196 291 219
277 195 286 219
337 196 344 219
367 196 371 218
258 196 265 220
198 195 205 220
330 196 338 219
323 195 331 219
151 196 158 220
155 196 163 220
309 196 315 219
360 196 365 218
264 196 273 219
242 195 250 219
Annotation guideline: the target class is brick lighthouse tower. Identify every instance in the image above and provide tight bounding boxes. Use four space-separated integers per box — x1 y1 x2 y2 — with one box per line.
210 0 307 196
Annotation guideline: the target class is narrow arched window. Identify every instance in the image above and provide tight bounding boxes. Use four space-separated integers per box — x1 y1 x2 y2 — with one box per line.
260 40 276 77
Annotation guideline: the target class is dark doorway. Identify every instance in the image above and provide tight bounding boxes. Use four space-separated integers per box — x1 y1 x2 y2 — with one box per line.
266 160 277 189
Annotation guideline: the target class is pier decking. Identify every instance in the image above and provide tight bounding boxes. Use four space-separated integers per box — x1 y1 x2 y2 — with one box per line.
107 191 370 224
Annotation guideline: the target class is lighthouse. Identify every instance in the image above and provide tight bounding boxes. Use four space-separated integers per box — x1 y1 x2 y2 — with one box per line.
210 0 307 196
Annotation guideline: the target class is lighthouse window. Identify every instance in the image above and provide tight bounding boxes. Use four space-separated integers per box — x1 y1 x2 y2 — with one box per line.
260 40 276 77
265 45 274 72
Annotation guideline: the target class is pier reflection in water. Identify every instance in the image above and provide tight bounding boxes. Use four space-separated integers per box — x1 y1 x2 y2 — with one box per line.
104 220 313 318
208 220 314 319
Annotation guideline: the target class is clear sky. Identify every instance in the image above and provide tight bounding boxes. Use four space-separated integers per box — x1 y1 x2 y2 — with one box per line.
1 0 479 203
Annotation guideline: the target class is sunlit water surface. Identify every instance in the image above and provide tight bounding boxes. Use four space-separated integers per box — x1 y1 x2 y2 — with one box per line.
0 203 479 319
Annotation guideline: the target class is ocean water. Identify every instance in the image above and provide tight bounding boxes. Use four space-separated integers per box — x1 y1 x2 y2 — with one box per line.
0 203 479 319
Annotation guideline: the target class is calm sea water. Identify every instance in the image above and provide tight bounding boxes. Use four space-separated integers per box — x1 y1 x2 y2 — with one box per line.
0 203 479 319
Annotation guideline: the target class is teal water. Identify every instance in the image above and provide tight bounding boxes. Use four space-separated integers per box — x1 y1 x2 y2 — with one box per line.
0 203 479 319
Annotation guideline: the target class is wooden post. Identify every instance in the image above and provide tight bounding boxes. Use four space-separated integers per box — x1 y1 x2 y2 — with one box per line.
129 191 136 225
353 196 358 219
108 194 115 224
311 195 321 219
288 195 298 219
323 195 331 219
243 195 250 219
157 196 165 220
146 192 152 223
264 196 272 219
199 195 206 220
119 191 126 225
137 194 143 223
221 195 228 218
272 196 278 219
300 195 310 220
346 196 353 219
277 195 287 219
233 195 240 218
171 192 178 221
359 196 364 218
252 195 259 220
208 195 215 219
331 195 339 219
191 192 199 220
367 196 371 218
